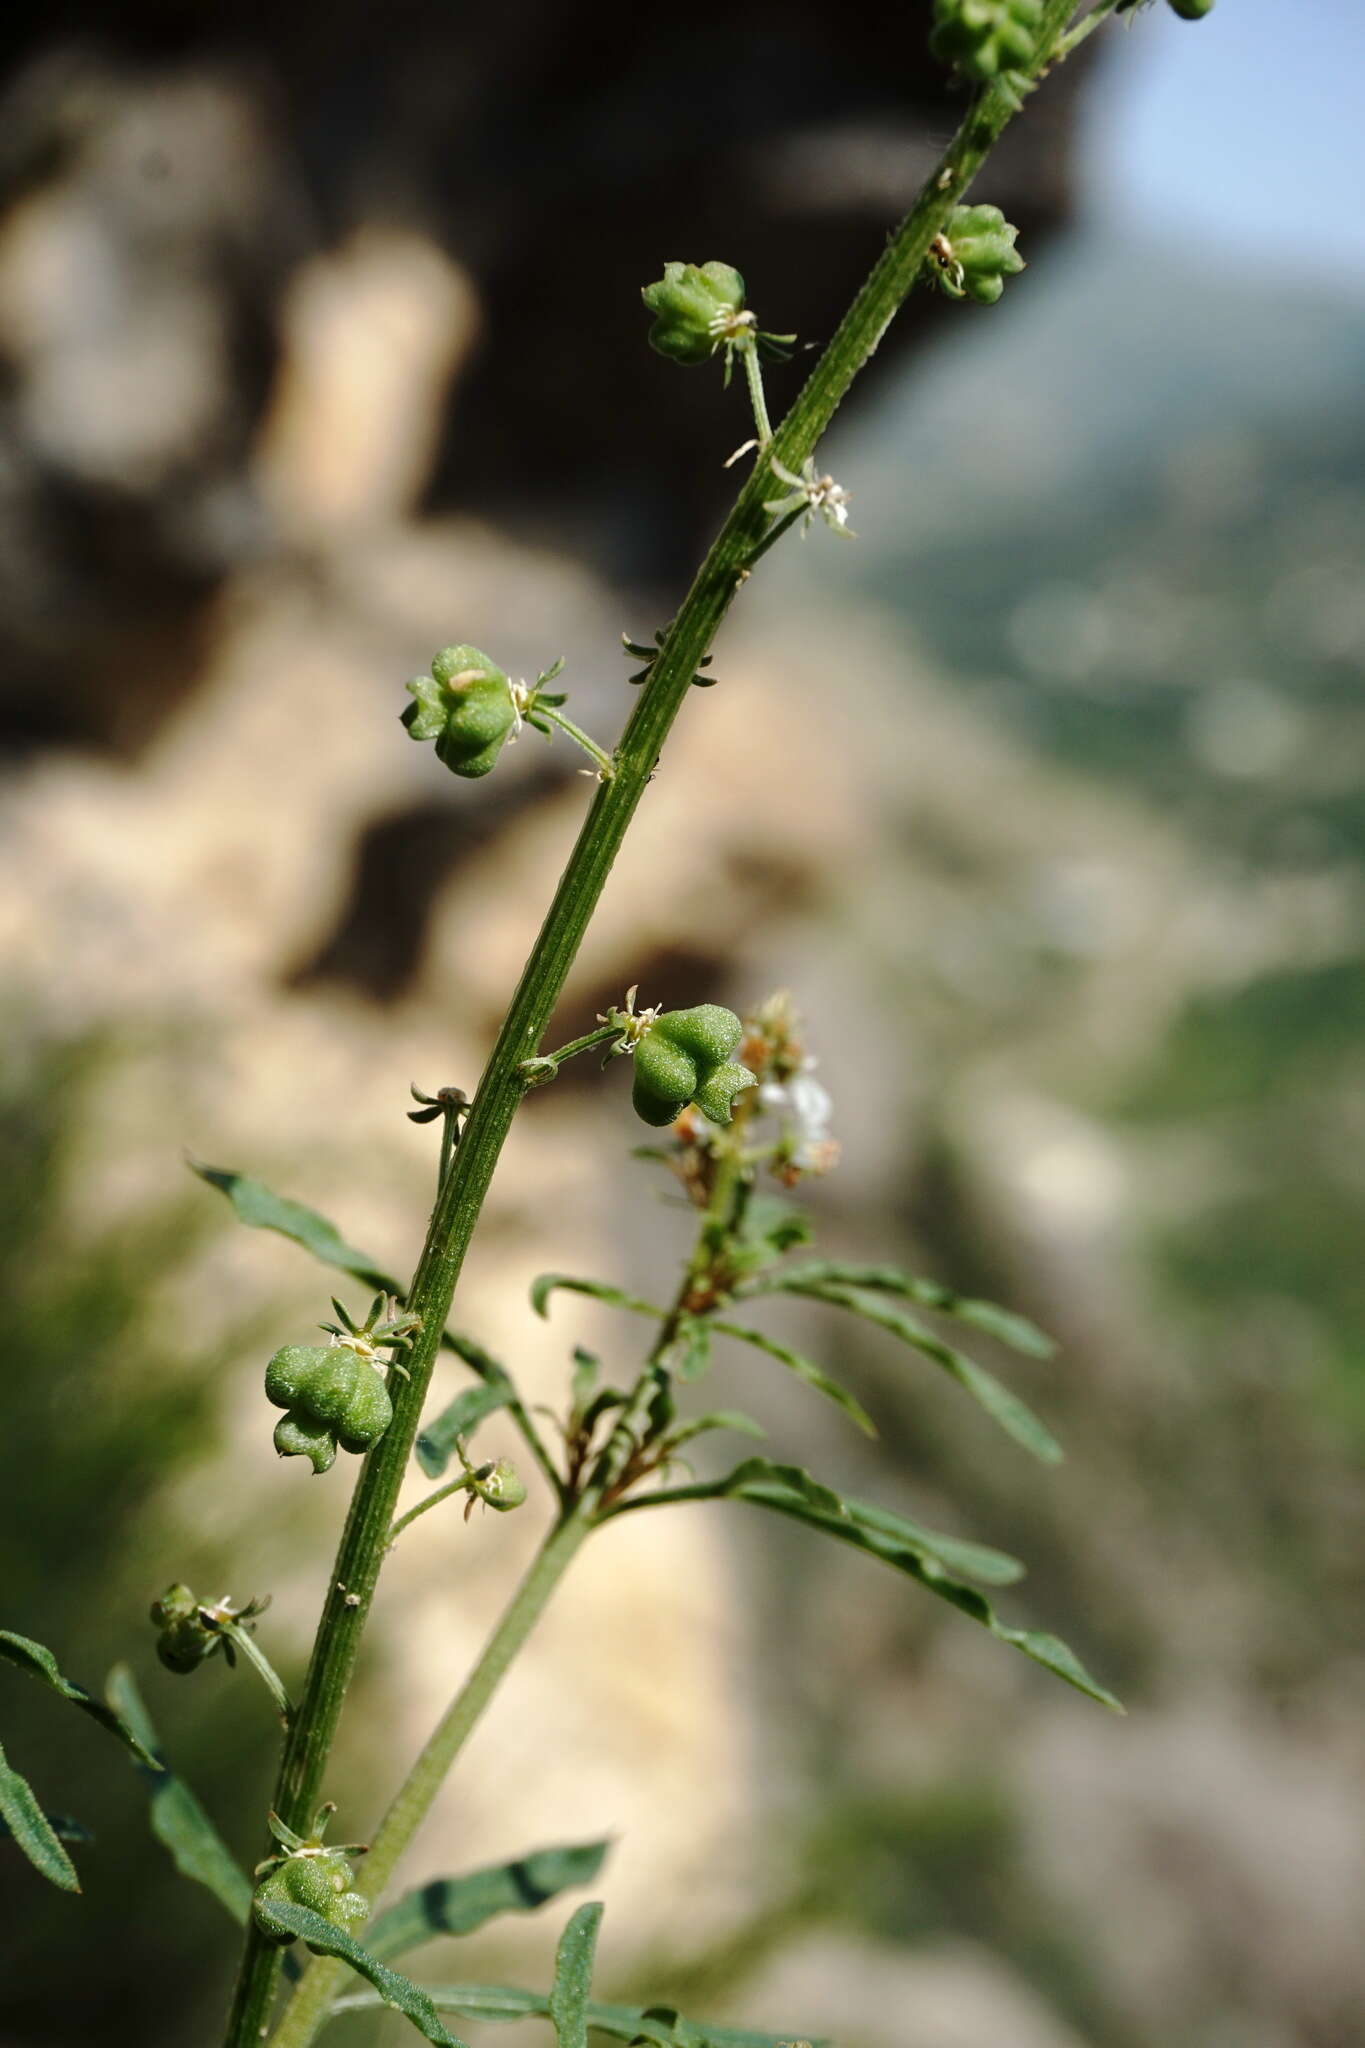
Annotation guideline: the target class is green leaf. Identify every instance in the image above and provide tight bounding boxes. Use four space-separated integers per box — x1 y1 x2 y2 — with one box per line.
0 1810 92 1844
330 1982 829 2048
610 1461 1117 1709
190 1162 395 1292
709 1321 877 1438
531 1274 665 1323
549 1901 602 2048
744 1262 1054 1357
366 1839 611 1962
721 1457 848 1518
105 1664 252 1926
845 1500 1024 1586
794 1287 1062 1463
251 1900 467 2047
416 1381 514 1479
0 1741 81 1891
0 1629 159 1769
193 1167 517 1388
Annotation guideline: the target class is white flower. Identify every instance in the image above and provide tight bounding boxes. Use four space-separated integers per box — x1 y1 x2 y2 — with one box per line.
507 677 534 740
764 456 855 537
598 983 660 1052
761 1065 837 1172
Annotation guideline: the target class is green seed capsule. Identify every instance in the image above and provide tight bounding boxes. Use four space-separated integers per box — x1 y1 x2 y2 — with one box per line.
265 1343 393 1474
641 262 747 365
254 1848 368 1950
631 1005 756 1128
272 1412 338 1475
929 0 1043 80
402 645 518 779
930 204 1025 305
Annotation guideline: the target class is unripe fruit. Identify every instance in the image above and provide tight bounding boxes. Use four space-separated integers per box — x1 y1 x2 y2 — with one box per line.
632 1005 756 1128
402 645 517 779
253 1848 368 1950
641 262 747 365
930 0 1043 81
265 1344 393 1474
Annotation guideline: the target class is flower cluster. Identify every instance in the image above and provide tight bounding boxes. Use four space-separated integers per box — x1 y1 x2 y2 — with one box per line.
765 457 854 538
665 992 840 1197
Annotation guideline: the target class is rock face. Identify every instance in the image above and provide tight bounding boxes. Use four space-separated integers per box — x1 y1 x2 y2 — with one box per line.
0 5 1083 751
6 16 1364 2048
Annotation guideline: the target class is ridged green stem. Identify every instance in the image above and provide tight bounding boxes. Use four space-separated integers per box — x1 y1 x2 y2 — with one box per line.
267 1508 593 2048
222 20 1078 2042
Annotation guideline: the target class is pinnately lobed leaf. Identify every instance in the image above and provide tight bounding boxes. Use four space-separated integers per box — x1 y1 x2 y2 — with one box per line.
105 1664 253 1927
548 1901 603 2048
192 1162 492 1374
785 1285 1062 1462
605 1459 1119 1710
0 1741 81 1891
251 1899 468 2047
742 1260 1054 1357
530 1273 666 1323
365 1840 611 1963
190 1162 394 1291
330 1980 830 2047
0 1629 159 1770
735 1462 1118 1706
709 1320 878 1438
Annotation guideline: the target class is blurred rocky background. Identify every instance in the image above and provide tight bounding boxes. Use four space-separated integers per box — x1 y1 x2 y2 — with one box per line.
1 5 1363 2047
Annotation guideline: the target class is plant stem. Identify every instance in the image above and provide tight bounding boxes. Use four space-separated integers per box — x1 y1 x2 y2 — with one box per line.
267 1508 593 2048
740 504 805 575
385 1475 476 1545
518 1019 620 1084
741 340 773 447
537 705 617 779
1054 0 1122 62
222 1624 294 1727
223 27 1079 2042
274 1117 761 2045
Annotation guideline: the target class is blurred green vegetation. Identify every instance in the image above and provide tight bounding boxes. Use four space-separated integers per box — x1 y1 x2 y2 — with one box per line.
0 1040 276 2041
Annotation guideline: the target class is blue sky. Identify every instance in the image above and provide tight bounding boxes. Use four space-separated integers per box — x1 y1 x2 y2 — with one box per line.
1081 0 1365 289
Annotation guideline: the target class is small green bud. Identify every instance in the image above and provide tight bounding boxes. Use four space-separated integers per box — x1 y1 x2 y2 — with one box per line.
929 0 1044 81
928 204 1025 305
631 1004 756 1129
469 1458 527 1514
641 262 748 365
150 1584 272 1676
403 645 517 779
149 1584 216 1673
265 1343 393 1474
